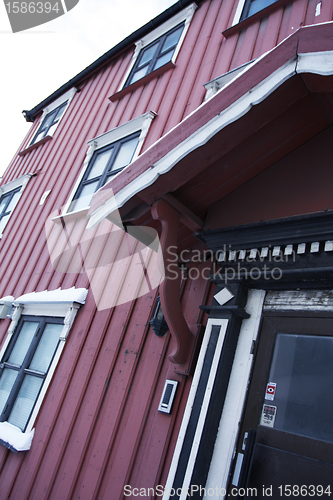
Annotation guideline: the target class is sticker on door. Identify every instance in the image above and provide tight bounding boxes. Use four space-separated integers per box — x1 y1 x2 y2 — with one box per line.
260 404 277 428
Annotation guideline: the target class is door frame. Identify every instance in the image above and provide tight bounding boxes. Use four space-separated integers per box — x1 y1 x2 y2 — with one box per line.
164 211 333 499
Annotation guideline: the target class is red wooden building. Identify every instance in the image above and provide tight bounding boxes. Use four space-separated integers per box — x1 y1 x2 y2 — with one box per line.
1 0 333 498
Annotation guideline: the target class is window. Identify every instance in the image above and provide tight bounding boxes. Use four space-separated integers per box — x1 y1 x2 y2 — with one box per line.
241 0 278 19
117 3 197 92
233 0 278 23
0 188 21 234
0 174 32 238
125 23 185 87
30 101 68 145
64 111 156 215
0 316 63 432
21 87 77 153
69 132 140 213
0 287 88 452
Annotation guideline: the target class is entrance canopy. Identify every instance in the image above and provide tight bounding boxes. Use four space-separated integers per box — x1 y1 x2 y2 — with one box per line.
87 22 333 234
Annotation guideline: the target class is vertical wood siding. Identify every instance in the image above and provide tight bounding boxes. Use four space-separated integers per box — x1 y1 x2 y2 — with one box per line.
1 0 333 498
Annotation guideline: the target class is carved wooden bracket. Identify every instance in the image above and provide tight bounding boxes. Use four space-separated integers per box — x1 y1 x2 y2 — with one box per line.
151 199 194 364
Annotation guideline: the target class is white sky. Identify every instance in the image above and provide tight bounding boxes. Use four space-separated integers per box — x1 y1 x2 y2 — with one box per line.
0 0 176 176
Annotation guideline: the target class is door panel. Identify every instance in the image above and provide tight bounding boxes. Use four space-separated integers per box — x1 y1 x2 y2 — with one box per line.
233 314 333 498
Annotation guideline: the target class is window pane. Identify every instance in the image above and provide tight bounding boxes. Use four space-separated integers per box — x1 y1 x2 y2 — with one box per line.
32 131 46 144
8 375 43 431
5 191 20 213
55 102 67 120
0 368 19 414
265 333 333 443
162 25 183 52
247 0 277 17
87 148 113 180
130 66 149 84
0 214 10 233
139 41 159 67
0 197 8 215
70 181 99 212
40 110 56 131
110 137 139 172
154 50 174 71
8 322 39 366
29 323 62 373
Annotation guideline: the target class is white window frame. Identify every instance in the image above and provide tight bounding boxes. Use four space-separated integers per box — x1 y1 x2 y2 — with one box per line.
118 3 197 91
0 287 88 452
28 87 77 146
0 173 32 238
62 111 157 216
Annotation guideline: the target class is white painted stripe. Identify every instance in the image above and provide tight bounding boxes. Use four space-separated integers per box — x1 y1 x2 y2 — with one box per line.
204 289 265 498
179 320 228 500
162 318 228 500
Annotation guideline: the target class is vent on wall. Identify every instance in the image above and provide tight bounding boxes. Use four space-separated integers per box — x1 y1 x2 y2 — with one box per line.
158 380 178 414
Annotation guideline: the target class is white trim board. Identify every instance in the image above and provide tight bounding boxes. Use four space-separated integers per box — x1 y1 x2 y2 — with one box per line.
204 289 265 498
162 318 229 500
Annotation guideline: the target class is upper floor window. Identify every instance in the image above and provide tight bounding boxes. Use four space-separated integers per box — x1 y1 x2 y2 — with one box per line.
30 101 68 145
234 0 278 23
117 3 197 93
242 0 278 19
0 188 21 234
0 174 31 237
69 132 140 213
19 87 77 155
64 111 156 215
125 23 185 87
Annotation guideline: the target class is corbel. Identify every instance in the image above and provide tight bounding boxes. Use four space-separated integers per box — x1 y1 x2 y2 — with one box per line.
60 303 81 340
151 199 194 364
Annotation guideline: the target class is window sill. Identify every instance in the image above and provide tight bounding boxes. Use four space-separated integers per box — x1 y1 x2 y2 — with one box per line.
222 0 293 38
109 61 176 102
52 207 89 224
18 135 52 156
0 421 34 452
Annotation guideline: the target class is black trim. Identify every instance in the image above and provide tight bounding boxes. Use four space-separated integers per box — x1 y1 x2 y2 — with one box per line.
171 283 248 498
196 211 333 288
196 211 333 252
171 324 221 497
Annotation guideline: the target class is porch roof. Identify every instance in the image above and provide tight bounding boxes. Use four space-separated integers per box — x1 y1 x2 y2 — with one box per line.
87 22 333 231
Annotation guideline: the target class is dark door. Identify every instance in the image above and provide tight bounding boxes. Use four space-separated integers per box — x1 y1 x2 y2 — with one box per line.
232 313 333 498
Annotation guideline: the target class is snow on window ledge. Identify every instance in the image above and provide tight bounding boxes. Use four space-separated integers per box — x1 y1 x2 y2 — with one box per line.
0 422 35 453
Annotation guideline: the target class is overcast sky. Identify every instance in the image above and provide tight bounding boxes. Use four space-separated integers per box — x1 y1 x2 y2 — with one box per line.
0 0 176 176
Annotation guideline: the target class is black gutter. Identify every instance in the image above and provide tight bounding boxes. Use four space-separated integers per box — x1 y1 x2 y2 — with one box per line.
22 0 196 122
